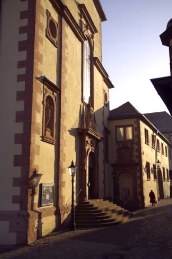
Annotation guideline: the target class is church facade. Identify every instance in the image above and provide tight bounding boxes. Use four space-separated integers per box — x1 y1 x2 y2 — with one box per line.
0 0 171 246
0 0 113 244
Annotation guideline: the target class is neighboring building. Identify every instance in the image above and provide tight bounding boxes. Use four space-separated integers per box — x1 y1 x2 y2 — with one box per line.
108 102 170 210
0 0 113 245
151 19 172 115
144 111 172 197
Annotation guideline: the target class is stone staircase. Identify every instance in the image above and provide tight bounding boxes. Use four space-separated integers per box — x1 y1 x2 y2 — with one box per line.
75 199 131 228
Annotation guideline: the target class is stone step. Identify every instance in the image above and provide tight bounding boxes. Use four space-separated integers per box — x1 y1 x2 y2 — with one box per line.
75 199 130 229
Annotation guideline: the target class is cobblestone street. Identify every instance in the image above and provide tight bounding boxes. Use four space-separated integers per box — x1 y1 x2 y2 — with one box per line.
1 199 172 259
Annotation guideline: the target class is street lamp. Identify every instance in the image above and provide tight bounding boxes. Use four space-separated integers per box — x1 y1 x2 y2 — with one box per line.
68 160 77 231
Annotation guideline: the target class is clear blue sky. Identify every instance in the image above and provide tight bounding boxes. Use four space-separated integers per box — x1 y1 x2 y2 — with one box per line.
101 0 172 114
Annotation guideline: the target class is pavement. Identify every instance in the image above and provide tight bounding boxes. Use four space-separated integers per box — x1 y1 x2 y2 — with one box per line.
1 198 172 258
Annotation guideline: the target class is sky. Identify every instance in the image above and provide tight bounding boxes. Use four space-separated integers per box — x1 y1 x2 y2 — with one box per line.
101 0 172 114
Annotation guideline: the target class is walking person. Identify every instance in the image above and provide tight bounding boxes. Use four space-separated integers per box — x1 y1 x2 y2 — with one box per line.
149 190 156 206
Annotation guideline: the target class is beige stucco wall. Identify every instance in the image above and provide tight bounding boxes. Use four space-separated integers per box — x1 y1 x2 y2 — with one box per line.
140 121 170 206
29 0 60 236
63 0 102 60
108 117 170 207
0 0 110 243
59 15 82 216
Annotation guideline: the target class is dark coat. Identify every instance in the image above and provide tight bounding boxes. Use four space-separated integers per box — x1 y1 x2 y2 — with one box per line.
149 190 156 203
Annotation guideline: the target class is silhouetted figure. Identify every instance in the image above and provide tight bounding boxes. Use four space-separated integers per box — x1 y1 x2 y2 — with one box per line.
149 190 156 206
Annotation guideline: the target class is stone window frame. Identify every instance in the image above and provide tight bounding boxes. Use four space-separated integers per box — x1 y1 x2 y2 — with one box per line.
46 9 58 47
116 125 133 142
79 4 97 108
146 162 151 181
40 76 59 144
144 128 149 145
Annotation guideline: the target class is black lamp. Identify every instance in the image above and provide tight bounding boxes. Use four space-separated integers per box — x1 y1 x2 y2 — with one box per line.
29 169 43 195
68 161 77 231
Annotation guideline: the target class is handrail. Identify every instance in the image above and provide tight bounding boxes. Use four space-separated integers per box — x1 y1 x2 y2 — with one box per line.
63 189 82 215
76 189 82 203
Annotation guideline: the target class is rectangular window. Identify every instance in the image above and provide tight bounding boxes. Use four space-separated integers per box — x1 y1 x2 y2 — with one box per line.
146 162 150 180
117 127 124 141
165 146 168 157
152 164 157 180
145 129 149 145
83 40 91 104
152 134 156 149
157 139 160 152
116 126 133 141
126 126 133 140
161 143 164 155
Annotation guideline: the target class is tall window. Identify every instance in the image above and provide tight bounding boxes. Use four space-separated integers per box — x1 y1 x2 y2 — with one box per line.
152 134 156 149
152 164 157 180
161 143 164 155
146 162 150 180
126 127 133 140
117 127 124 141
144 129 149 145
165 146 168 157
83 39 91 104
157 139 160 152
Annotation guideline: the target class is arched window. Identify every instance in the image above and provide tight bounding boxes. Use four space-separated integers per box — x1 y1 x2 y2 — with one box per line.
45 95 54 138
83 39 91 104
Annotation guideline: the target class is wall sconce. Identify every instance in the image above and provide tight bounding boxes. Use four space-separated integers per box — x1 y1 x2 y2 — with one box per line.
156 160 161 168
29 169 43 196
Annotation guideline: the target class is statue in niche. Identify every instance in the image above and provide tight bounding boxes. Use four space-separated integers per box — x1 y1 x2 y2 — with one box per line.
45 96 54 138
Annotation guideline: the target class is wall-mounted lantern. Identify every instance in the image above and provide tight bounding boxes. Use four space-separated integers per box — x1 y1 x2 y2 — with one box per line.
156 160 161 169
29 169 43 196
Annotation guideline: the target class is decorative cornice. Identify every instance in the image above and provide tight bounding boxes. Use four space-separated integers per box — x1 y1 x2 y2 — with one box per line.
50 0 86 42
93 57 114 88
63 5 86 42
36 76 60 93
78 128 103 141
50 0 64 13
93 0 107 22
79 4 98 34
